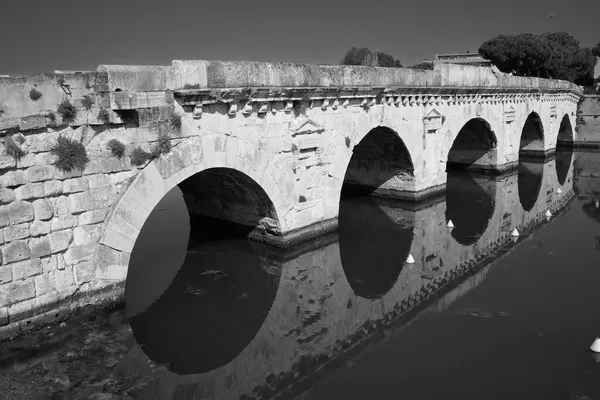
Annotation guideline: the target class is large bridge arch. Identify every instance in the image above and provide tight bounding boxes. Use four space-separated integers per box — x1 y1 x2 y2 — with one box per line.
446 118 498 172
91 135 294 287
519 112 545 157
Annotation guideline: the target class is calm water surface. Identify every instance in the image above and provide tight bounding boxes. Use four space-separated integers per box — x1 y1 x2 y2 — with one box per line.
1 150 599 400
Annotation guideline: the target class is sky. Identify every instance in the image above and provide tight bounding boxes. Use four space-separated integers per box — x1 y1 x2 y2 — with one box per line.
1 0 599 76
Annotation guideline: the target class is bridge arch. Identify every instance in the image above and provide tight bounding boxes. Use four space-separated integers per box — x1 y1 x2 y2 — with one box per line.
446 118 498 172
519 112 545 157
92 135 292 286
341 126 415 198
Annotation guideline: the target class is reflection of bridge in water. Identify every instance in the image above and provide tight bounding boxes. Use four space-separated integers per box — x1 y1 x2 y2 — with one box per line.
123 153 576 399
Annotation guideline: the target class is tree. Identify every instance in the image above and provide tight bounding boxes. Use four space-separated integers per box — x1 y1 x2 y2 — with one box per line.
408 62 434 70
478 32 596 83
341 47 402 68
593 42 600 57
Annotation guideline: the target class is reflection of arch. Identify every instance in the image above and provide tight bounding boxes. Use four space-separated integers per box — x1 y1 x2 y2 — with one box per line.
447 118 498 171
519 112 545 157
518 160 544 212
556 114 574 149
445 171 495 246
129 238 282 375
342 126 415 197
339 196 414 299
555 149 573 186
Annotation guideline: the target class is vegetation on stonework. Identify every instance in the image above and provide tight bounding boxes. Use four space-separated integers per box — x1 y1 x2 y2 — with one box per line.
98 108 111 124
479 32 597 84
130 132 172 166
81 95 94 111
29 88 42 101
130 147 152 166
183 83 201 89
106 139 125 158
51 136 89 172
4 136 25 160
170 113 182 131
57 99 77 124
408 62 434 70
152 132 171 156
340 47 403 68
47 111 56 125
57 77 65 86
345 136 351 148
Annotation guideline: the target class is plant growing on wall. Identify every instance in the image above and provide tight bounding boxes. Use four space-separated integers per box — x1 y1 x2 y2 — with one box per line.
81 95 94 111
3 136 25 160
106 139 125 158
170 113 182 131
130 132 172 166
51 136 89 172
183 83 201 89
97 108 111 124
47 111 56 125
130 147 152 166
57 99 77 124
29 88 42 101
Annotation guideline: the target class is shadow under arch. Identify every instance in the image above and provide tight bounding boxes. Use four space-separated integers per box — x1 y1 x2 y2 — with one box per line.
519 112 545 157
445 171 496 246
342 126 415 198
555 115 574 186
447 118 498 172
126 167 284 375
557 114 574 149
518 159 544 212
338 195 415 299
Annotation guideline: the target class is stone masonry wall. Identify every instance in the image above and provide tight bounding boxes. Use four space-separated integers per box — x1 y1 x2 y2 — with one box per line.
576 96 600 147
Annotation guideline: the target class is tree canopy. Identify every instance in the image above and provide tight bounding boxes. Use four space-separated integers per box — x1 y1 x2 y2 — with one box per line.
593 42 600 57
408 62 434 70
478 32 597 84
341 47 402 68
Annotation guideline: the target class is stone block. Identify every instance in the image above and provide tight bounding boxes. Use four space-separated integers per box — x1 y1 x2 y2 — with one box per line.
63 244 95 266
16 153 36 169
0 308 7 326
87 173 110 189
77 209 109 226
19 115 46 131
34 273 55 296
0 188 15 205
0 266 11 285
8 299 34 322
82 160 103 176
53 167 83 180
43 180 63 196
11 258 42 281
51 196 69 216
26 165 54 183
30 220 50 237
7 201 34 224
101 157 132 173
32 199 54 221
68 187 115 214
14 183 44 200
34 291 60 313
1 170 26 187
2 240 31 263
0 208 8 228
74 261 95 285
29 237 51 258
41 256 57 273
0 280 35 305
109 170 136 186
49 230 73 253
4 223 30 242
35 152 57 166
0 155 16 170
56 254 67 270
50 214 77 231
62 177 88 194
73 224 102 246
54 266 75 292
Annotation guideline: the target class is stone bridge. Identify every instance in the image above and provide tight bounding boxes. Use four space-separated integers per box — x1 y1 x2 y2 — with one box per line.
0 60 582 336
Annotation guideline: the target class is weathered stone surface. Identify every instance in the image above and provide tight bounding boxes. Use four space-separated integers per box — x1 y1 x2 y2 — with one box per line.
73 224 102 246
1 171 26 187
0 155 16 170
1 240 31 264
19 114 46 131
41 256 57 273
49 230 73 253
7 201 34 224
4 223 30 242
64 244 95 265
77 209 109 226
62 177 88 193
74 261 95 285
68 187 115 214
54 266 75 292
29 237 51 258
0 188 15 205
26 165 54 183
0 307 7 326
11 258 42 281
34 273 55 296
43 180 63 196
50 214 77 231
87 173 110 189
0 266 11 285
0 280 35 306
8 298 34 322
16 153 36 169
30 220 50 237
51 196 69 216
33 199 54 220
0 208 8 228
34 152 57 166
14 183 44 200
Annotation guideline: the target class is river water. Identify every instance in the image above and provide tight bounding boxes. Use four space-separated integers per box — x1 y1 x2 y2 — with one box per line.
0 150 599 400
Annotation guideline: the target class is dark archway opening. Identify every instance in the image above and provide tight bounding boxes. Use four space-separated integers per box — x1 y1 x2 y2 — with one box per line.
445 171 496 246
557 114 574 149
126 168 283 375
342 126 415 199
518 160 544 211
519 112 545 158
555 115 574 186
338 196 414 299
447 118 498 172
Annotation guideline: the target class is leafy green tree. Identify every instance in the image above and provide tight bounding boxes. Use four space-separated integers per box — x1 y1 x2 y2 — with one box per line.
592 42 600 57
341 47 402 68
408 62 434 70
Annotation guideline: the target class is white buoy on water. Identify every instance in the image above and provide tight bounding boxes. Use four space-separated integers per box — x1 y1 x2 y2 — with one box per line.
405 254 415 264
511 228 520 237
545 210 552 218
591 338 600 353
447 220 455 228
556 188 562 194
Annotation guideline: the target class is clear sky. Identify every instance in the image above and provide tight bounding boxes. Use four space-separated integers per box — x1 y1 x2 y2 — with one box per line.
1 0 598 76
